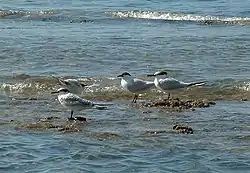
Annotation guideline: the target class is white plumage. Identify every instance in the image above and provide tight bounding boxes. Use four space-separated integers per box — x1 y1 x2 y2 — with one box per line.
117 72 155 103
51 88 94 119
51 75 87 94
148 71 205 99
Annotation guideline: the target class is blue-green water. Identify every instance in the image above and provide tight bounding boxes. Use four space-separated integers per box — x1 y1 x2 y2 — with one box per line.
1 0 250 172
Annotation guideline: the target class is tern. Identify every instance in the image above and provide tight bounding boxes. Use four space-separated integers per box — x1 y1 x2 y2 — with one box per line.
51 88 95 120
51 75 87 94
147 71 205 99
117 72 155 103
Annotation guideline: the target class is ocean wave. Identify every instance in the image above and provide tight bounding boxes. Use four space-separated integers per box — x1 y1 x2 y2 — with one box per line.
0 9 93 23
0 9 57 18
0 76 249 101
107 10 250 25
238 82 250 91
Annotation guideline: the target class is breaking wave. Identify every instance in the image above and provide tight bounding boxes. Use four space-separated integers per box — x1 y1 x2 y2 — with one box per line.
0 74 249 101
107 10 250 25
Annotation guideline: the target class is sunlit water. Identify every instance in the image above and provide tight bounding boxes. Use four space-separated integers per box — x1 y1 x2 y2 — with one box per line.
1 0 250 172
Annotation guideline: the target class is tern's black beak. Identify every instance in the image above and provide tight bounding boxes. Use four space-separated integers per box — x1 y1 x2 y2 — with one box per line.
80 83 87 87
147 74 155 77
117 74 123 78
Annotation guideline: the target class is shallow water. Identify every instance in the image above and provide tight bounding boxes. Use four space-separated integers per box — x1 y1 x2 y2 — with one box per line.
1 0 250 172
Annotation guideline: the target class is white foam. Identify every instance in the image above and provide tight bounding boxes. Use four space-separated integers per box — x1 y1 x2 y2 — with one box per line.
108 11 250 22
239 82 250 91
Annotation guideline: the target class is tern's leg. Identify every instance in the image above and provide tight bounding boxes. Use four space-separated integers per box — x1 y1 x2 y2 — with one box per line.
167 93 171 100
134 94 139 103
70 110 74 119
132 94 136 103
132 94 138 103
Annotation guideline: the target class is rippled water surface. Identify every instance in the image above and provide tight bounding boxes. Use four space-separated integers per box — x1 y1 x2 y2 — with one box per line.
1 0 250 172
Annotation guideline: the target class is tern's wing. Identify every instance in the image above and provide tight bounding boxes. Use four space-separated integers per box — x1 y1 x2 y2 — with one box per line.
158 78 188 90
128 78 155 93
63 94 93 107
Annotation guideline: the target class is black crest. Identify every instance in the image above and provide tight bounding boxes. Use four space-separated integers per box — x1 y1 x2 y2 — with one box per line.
121 72 131 76
117 72 131 77
155 71 167 76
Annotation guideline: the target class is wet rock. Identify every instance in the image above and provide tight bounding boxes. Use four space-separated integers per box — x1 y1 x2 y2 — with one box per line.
173 124 193 134
139 98 216 111
241 98 248 101
23 123 60 130
57 125 80 133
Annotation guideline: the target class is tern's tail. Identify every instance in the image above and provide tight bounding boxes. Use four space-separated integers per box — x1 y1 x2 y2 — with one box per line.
188 81 206 87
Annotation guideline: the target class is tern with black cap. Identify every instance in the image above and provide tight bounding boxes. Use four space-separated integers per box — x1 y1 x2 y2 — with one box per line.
117 72 155 103
51 87 95 120
147 71 206 99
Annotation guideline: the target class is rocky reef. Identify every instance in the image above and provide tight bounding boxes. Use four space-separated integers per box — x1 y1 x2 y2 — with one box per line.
137 98 216 111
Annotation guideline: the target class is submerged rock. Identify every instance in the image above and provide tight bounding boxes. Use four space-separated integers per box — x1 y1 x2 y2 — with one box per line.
57 125 80 133
173 124 193 134
21 122 81 133
138 98 216 111
23 122 61 130
94 132 120 141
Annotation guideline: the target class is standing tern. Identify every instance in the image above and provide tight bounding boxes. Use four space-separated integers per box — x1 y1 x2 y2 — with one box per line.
147 71 205 99
51 88 95 120
51 75 87 94
117 72 155 103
